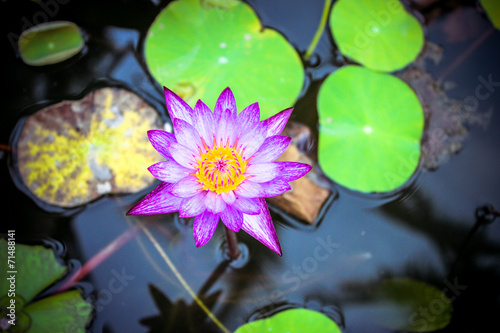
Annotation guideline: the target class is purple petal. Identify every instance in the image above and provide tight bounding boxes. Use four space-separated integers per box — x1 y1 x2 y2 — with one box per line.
147 130 176 159
264 107 293 137
169 142 197 169
232 197 260 215
193 211 220 247
221 190 236 205
245 162 282 183
260 178 291 197
215 107 235 146
274 162 312 182
234 181 264 198
220 205 244 232
127 182 182 215
148 160 192 183
205 191 227 213
237 102 260 134
239 121 268 159
214 87 237 118
164 87 193 124
250 135 291 164
241 198 282 256
169 176 202 198
179 192 207 218
193 100 215 148
173 118 203 150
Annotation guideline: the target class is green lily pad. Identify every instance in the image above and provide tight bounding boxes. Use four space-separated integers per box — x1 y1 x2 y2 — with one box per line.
18 21 84 66
365 278 452 332
16 87 163 208
144 0 304 119
317 65 423 193
0 239 66 303
234 308 341 333
24 290 92 333
480 0 500 29
330 0 424 72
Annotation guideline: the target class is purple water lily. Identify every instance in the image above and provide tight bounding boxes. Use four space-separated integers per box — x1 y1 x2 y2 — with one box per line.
127 87 311 256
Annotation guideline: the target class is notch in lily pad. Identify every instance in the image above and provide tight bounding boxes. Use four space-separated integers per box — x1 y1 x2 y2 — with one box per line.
144 0 304 119
0 239 92 332
317 65 424 193
18 21 84 66
234 308 342 332
330 0 424 72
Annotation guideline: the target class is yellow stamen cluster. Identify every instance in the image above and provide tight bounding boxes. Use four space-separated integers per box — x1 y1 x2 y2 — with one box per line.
193 139 248 194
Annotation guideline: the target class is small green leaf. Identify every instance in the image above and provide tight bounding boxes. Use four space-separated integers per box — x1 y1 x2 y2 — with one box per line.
330 0 424 72
317 65 423 193
365 278 453 332
480 0 500 29
0 239 66 303
23 290 92 333
144 0 304 119
18 21 84 66
234 308 341 333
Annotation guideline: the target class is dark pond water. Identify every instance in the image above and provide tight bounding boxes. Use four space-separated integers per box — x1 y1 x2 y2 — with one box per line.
1 0 500 332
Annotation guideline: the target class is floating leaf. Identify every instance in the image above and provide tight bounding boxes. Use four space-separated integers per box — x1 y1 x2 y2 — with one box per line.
480 0 500 29
0 239 66 303
361 278 453 332
144 0 304 119
16 88 163 207
18 21 84 66
234 308 341 333
317 66 423 193
0 239 92 333
330 0 424 72
24 290 92 333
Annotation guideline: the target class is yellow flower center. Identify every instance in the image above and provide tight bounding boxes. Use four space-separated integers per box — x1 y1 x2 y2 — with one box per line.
193 139 248 194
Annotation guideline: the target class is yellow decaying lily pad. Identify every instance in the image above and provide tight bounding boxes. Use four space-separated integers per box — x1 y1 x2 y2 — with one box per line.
16 88 163 207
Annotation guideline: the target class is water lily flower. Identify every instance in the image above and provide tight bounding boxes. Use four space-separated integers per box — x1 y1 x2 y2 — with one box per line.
127 87 311 256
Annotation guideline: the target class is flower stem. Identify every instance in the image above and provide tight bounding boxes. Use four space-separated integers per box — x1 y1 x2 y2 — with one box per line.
224 226 240 260
304 0 332 61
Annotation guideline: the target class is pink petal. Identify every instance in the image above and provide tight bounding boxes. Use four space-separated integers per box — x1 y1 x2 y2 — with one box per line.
274 162 312 182
193 100 215 148
260 178 291 197
234 181 264 198
148 160 192 183
220 205 244 232
179 192 208 218
221 190 236 205
214 87 237 118
215 107 235 146
173 118 203 150
237 102 260 134
169 176 202 198
164 87 193 124
239 121 268 159
250 135 291 164
147 130 176 159
245 162 282 183
193 211 220 247
169 142 197 169
205 191 227 213
232 197 260 215
127 182 182 215
263 107 293 137
241 198 282 256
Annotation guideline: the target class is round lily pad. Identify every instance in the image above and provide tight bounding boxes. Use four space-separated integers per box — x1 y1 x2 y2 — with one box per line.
234 308 341 333
18 21 84 66
330 0 424 72
480 0 500 29
317 66 424 193
16 88 163 207
144 0 304 119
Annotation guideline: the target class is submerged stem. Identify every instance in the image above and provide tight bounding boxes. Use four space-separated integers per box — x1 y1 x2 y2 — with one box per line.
304 0 332 60
224 226 240 260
